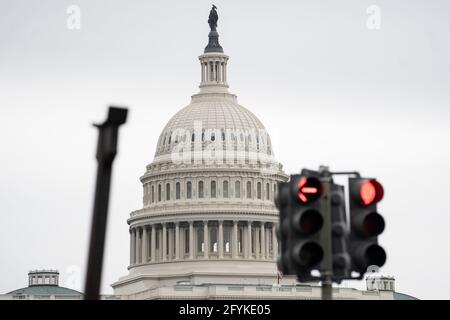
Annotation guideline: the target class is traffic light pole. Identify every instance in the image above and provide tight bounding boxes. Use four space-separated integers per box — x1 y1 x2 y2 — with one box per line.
321 274 333 300
318 167 334 300
84 107 128 300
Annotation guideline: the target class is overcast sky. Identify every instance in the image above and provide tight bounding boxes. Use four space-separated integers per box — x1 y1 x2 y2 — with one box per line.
1 0 449 299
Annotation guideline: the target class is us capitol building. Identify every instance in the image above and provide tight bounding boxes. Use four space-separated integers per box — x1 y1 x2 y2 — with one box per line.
109 7 413 300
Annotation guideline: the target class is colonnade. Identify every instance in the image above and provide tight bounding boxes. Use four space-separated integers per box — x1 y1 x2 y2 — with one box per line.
200 59 228 85
129 220 278 266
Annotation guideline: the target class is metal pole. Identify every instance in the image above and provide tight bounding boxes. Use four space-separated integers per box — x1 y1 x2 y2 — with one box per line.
84 107 128 300
321 275 333 300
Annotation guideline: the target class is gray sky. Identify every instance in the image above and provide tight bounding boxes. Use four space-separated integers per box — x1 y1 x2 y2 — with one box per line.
1 0 449 299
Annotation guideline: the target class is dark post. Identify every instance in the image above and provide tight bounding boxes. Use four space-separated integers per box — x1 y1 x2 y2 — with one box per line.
84 107 128 300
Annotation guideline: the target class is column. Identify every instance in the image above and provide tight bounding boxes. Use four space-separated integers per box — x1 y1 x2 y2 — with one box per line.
272 223 278 260
218 220 224 259
135 228 140 264
218 61 222 83
224 62 227 83
162 223 167 262
232 220 238 258
246 221 252 259
130 229 135 265
261 223 266 260
151 225 156 262
168 227 174 261
175 222 180 260
142 226 148 263
255 224 260 260
189 221 194 259
159 227 163 260
207 61 211 82
201 63 204 83
203 221 209 259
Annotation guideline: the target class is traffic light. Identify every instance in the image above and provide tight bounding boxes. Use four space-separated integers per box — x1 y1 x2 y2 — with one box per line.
276 170 330 281
348 178 386 278
330 183 351 282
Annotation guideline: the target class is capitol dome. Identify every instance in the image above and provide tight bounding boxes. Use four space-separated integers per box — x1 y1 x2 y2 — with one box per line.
112 7 289 297
155 96 270 158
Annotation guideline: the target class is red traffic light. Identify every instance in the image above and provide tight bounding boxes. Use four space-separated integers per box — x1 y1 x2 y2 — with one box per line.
359 179 384 206
297 177 322 203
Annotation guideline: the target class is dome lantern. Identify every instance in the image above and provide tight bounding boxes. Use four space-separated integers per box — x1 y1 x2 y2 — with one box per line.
199 5 229 94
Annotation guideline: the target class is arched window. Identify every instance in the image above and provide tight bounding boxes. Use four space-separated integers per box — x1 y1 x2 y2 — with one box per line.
235 181 241 198
168 135 171 144
187 181 192 199
221 130 225 141
176 182 180 200
223 181 229 198
158 184 162 202
273 183 277 199
246 181 252 199
198 181 204 198
266 183 270 200
211 180 216 198
211 133 215 141
166 183 170 201
151 185 155 203
191 133 195 142
257 182 262 199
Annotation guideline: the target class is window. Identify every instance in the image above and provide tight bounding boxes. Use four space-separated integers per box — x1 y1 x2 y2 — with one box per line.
223 181 229 198
257 182 261 199
198 181 204 198
187 181 192 199
211 133 215 141
247 181 252 199
210 227 217 252
224 225 231 253
166 183 170 201
273 184 277 199
235 181 241 198
211 180 216 198
185 229 189 254
197 228 204 252
151 186 155 203
191 133 195 142
266 183 270 200
158 184 162 202
176 182 180 200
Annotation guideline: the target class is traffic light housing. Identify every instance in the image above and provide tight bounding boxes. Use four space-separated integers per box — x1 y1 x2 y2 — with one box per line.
348 178 386 278
330 183 351 282
276 170 331 281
